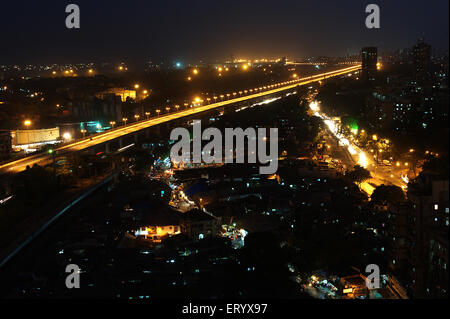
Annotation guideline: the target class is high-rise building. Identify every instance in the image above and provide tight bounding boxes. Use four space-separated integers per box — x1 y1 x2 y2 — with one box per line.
412 38 431 82
407 175 448 298
361 47 378 81
388 174 449 298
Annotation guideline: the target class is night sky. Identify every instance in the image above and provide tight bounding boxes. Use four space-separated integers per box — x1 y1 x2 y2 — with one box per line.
1 0 448 65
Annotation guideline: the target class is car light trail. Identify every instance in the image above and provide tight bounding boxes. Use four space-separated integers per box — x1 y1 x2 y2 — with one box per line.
359 152 368 168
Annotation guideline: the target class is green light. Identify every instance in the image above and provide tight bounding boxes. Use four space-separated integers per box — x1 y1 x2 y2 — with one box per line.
350 122 359 135
48 149 53 154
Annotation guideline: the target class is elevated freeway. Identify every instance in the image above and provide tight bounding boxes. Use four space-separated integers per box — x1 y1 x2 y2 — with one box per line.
0 65 361 174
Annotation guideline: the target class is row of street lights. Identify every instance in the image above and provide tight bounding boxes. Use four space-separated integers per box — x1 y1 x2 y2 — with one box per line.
28 68 355 142
109 70 334 129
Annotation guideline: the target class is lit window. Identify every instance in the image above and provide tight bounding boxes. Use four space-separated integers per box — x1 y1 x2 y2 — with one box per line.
434 204 439 210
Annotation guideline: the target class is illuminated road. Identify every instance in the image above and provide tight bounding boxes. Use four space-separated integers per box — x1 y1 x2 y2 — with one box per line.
0 65 360 174
309 101 407 196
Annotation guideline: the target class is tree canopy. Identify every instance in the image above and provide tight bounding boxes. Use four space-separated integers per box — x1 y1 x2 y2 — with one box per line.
346 165 371 186
370 184 406 204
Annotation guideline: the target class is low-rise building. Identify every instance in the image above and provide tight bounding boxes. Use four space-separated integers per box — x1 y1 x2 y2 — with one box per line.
68 94 123 123
0 130 12 161
180 209 221 240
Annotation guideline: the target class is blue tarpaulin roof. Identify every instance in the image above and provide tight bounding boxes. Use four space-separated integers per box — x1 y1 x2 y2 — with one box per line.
184 182 208 196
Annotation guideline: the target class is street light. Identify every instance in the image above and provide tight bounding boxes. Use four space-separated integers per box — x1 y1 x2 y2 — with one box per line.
63 132 72 141
145 112 150 119
134 114 140 121
48 148 56 179
110 121 116 128
24 120 32 128
123 117 128 125
156 109 161 116
81 129 87 138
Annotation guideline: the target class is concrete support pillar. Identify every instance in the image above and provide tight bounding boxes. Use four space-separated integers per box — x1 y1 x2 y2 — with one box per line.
105 143 111 154
155 125 161 135
118 137 124 149
134 133 138 143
